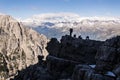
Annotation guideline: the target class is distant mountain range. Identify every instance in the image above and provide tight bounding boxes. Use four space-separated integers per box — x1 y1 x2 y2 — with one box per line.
20 13 120 41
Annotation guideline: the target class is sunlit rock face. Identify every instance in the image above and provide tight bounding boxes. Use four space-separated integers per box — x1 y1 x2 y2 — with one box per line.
0 15 48 79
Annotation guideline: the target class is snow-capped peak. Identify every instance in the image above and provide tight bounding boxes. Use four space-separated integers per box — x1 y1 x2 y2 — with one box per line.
21 13 120 26
22 13 120 22
22 13 80 25
19 13 120 41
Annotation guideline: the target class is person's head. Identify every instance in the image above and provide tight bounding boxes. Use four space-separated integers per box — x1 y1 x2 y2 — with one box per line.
69 28 73 36
74 34 76 38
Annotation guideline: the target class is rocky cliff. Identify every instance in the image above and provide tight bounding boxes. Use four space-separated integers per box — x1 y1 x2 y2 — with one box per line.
13 34 120 80
46 35 103 64
13 33 103 80
0 15 48 79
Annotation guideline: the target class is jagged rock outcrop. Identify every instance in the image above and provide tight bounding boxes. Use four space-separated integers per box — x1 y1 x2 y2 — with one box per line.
45 35 103 80
72 65 95 80
13 34 103 80
46 55 80 79
95 36 120 73
13 56 53 80
0 15 48 79
72 36 120 80
46 35 103 64
72 64 116 80
13 31 120 80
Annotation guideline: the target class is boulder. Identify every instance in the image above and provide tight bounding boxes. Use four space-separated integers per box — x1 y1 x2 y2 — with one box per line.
72 65 93 80
95 46 117 72
46 35 103 65
113 64 120 77
46 55 80 79
46 38 60 57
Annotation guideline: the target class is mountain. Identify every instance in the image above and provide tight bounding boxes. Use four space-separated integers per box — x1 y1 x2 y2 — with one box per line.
0 15 48 79
21 13 120 41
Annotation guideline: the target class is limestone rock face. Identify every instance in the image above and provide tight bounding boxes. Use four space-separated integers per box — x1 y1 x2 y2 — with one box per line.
0 15 48 79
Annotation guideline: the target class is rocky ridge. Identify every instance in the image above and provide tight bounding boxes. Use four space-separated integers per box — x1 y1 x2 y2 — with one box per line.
0 15 48 80
13 30 120 80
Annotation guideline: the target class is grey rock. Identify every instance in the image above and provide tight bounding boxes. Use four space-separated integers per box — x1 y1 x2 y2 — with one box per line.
72 65 93 80
0 15 48 79
47 55 80 79
11 29 120 80
14 63 53 80
46 38 60 57
91 74 104 80
95 46 117 72
113 64 120 77
46 35 103 64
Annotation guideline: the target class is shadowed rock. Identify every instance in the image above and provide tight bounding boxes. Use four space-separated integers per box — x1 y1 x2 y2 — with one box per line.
13 30 120 80
46 35 103 64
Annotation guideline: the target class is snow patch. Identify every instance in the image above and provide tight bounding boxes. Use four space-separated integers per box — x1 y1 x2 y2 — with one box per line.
105 71 116 77
89 65 96 68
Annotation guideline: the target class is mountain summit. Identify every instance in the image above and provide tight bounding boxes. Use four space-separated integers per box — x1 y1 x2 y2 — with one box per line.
0 15 48 79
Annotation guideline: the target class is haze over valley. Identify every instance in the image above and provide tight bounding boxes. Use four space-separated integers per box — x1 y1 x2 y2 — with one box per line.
1 0 120 80
19 13 120 41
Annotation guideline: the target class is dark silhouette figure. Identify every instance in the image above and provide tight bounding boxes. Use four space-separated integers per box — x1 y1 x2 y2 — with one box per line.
86 36 89 40
78 35 82 39
73 34 76 38
69 28 73 37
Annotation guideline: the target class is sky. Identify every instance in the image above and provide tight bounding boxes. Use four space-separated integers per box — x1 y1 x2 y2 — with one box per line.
0 0 120 19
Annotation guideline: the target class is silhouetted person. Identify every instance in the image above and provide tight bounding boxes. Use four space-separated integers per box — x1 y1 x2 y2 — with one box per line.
69 28 73 37
78 35 82 39
73 34 76 38
86 36 89 40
